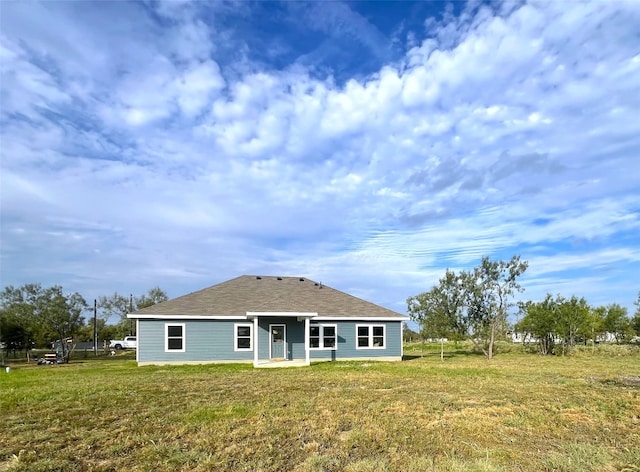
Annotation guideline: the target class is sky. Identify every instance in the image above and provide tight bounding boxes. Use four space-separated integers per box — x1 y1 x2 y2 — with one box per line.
1 0 639 322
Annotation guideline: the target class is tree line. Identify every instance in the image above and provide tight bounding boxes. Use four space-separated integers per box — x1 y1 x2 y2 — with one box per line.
407 255 640 359
0 284 168 359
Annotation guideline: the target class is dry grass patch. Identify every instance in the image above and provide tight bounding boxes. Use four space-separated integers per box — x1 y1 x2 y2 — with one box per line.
1 352 639 471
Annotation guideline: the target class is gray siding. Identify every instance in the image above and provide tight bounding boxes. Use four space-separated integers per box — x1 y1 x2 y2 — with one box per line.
138 319 253 363
138 318 402 363
256 317 305 360
309 321 402 360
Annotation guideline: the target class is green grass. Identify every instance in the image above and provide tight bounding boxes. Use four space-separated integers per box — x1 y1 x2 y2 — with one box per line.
1 349 639 471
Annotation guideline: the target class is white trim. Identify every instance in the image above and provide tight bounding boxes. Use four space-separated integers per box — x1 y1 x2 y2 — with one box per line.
136 319 140 363
129 314 405 321
304 317 310 365
247 312 317 319
165 323 186 352
313 316 408 321
234 323 253 351
309 323 338 350
355 324 386 350
269 324 287 360
139 359 254 366
253 317 259 367
129 314 247 320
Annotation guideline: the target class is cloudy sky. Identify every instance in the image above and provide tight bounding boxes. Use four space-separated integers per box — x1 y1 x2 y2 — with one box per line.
1 0 639 319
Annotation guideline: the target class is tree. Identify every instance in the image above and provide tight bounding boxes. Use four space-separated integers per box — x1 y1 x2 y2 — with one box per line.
136 287 168 309
0 284 87 360
408 269 468 360
515 294 558 355
555 295 590 355
98 287 169 338
1 284 46 349
408 255 528 360
589 306 607 346
464 255 528 359
38 287 87 361
602 304 631 343
631 292 640 338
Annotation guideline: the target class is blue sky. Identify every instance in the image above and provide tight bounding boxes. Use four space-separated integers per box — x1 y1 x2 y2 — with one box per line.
1 0 639 320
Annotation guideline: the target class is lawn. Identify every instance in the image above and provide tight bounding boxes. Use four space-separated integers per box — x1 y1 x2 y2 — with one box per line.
1 348 639 472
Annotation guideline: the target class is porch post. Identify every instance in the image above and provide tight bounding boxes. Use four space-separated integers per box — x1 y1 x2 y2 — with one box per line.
253 316 259 367
304 317 310 366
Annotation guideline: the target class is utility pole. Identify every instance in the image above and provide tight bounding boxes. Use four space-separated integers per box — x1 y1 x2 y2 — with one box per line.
129 294 134 336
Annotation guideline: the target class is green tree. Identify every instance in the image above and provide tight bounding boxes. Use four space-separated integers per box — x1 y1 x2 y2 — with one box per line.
464 255 528 359
515 294 558 355
602 303 631 343
631 292 640 338
136 287 168 309
0 284 87 360
556 295 590 355
408 255 528 360
39 287 88 361
98 287 168 338
408 269 468 360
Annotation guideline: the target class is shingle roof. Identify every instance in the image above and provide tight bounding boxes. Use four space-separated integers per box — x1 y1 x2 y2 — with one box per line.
131 275 406 318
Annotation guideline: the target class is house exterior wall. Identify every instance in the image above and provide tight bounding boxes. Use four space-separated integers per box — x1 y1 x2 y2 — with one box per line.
137 319 254 364
256 317 305 360
309 320 402 360
137 318 403 365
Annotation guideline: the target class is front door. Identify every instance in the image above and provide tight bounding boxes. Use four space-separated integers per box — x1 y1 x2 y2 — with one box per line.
270 325 286 360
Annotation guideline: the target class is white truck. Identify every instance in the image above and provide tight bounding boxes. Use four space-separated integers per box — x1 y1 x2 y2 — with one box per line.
109 336 137 350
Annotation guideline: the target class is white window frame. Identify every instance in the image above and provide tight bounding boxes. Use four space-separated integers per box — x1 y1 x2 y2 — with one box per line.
165 323 185 352
234 323 253 351
355 324 386 349
309 323 337 350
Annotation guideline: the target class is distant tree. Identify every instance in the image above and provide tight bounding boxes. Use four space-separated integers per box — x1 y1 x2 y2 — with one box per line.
464 256 528 359
602 304 631 343
408 270 468 360
136 287 168 309
555 295 590 355
0 284 87 360
408 255 527 360
39 287 87 361
588 305 607 345
402 324 421 343
632 292 640 338
98 287 168 337
515 294 558 355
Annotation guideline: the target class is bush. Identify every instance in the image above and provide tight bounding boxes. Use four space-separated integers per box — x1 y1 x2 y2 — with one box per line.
568 343 640 357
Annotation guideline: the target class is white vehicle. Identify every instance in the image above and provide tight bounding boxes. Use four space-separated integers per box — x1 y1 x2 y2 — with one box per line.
109 336 137 350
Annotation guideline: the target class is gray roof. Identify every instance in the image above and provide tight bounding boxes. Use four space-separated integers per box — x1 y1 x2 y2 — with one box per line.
131 275 406 318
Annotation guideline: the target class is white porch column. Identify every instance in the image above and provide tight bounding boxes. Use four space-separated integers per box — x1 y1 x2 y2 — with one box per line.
253 316 259 367
305 317 310 365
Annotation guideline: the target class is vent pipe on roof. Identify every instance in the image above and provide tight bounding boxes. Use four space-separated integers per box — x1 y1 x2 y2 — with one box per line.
256 276 262 280
277 277 282 280
299 278 304 282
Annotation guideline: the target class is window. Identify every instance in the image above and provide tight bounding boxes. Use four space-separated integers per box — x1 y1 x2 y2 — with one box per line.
309 324 337 350
165 323 185 352
356 324 385 349
234 323 253 351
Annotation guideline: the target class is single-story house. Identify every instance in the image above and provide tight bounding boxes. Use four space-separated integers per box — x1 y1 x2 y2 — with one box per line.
127 275 408 367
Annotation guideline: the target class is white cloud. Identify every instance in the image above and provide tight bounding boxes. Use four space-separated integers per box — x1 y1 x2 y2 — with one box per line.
1 0 638 314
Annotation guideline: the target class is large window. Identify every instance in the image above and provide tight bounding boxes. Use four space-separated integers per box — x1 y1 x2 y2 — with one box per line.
234 323 253 351
165 323 185 352
356 324 385 349
309 324 337 350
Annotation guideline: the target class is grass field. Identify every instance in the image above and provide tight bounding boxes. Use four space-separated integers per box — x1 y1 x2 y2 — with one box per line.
1 346 639 472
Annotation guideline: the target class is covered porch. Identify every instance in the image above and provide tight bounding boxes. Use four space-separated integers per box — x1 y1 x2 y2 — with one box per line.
246 311 318 368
